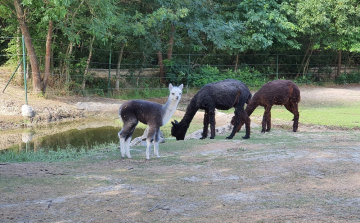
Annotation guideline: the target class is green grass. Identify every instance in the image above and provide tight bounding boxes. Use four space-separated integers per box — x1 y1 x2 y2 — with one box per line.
250 104 360 129
0 143 121 163
2 95 359 163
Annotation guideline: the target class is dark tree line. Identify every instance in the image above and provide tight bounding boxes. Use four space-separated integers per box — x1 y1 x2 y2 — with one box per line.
1 0 360 94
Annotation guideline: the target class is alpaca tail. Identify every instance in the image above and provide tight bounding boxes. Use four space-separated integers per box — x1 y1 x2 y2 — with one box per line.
119 104 124 124
232 90 241 107
246 92 252 104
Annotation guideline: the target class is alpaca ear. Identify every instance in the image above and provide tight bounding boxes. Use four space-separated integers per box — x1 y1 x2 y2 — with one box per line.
179 84 184 90
169 83 173 90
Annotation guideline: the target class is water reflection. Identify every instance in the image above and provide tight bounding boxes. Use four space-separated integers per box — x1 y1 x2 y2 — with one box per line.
4 126 145 153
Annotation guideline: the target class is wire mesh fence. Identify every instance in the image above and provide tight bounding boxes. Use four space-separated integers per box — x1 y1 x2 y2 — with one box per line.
1 36 360 98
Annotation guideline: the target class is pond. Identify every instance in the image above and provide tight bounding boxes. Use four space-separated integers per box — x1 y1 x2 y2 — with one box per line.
2 126 145 153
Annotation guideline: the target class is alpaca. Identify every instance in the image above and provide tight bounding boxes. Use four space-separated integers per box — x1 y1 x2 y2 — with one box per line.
171 79 251 140
118 83 183 160
231 79 300 133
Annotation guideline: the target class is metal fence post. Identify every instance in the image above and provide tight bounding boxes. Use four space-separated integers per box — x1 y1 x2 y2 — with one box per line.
107 49 112 98
276 54 279 80
187 53 190 93
2 58 23 93
22 35 28 105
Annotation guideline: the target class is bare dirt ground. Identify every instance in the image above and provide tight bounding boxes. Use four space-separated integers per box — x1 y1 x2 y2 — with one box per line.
1 77 360 222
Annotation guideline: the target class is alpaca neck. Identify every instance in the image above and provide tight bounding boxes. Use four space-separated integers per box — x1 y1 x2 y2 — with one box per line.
245 100 258 116
179 98 199 128
162 96 180 126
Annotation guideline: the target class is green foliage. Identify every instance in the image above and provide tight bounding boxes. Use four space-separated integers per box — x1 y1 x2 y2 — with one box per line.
189 65 222 87
188 64 269 87
294 75 314 85
2 0 360 95
113 87 169 100
334 71 360 84
164 59 189 86
293 0 360 51
294 72 326 85
233 65 270 87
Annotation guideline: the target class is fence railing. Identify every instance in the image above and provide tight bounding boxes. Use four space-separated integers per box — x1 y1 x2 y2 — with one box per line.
1 36 360 98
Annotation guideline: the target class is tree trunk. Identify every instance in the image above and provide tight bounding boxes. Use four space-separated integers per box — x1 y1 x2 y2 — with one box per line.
14 0 42 93
16 26 23 83
336 50 342 79
82 35 95 91
43 20 53 93
51 29 58 76
115 43 125 90
167 23 175 60
65 42 73 84
296 42 312 78
234 54 239 72
62 0 85 87
157 50 165 83
302 48 314 77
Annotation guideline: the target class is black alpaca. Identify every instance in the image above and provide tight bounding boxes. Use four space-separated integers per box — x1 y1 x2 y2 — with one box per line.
232 79 301 133
118 84 183 159
171 79 251 140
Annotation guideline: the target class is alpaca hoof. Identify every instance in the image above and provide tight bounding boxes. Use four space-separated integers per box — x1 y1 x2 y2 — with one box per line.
266 129 271 132
210 137 214 139
200 137 206 140
261 130 265 133
242 135 250 139
226 136 233 139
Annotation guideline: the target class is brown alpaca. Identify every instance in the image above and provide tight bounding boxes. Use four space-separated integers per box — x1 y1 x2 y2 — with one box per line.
232 80 300 133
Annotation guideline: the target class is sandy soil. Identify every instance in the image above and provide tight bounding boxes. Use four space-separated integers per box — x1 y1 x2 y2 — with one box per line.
1 77 360 222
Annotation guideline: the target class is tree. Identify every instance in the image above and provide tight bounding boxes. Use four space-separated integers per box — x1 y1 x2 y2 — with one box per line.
81 0 116 91
291 0 360 77
135 1 189 83
2 0 75 93
208 0 299 69
13 0 42 93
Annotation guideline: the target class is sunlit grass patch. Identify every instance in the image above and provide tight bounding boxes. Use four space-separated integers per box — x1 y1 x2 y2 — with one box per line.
250 104 360 129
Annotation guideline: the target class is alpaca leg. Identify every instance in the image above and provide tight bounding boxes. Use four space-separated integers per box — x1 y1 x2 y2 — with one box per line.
241 110 251 139
285 102 299 132
125 136 132 158
146 126 156 160
118 132 126 158
119 120 138 158
153 128 160 158
266 111 272 132
227 107 248 139
209 109 216 139
119 132 133 159
262 106 272 133
201 110 209 139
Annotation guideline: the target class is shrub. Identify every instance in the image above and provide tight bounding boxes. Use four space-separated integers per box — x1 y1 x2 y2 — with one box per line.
183 64 270 87
189 65 223 87
334 71 360 84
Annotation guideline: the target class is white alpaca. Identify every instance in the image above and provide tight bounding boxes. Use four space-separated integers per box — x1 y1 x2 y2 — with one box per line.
118 83 183 160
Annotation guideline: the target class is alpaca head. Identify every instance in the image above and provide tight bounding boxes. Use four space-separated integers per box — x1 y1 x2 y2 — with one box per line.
169 83 184 102
171 120 187 140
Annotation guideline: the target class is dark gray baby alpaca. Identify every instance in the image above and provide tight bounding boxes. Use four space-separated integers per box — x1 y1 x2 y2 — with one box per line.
118 83 183 159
